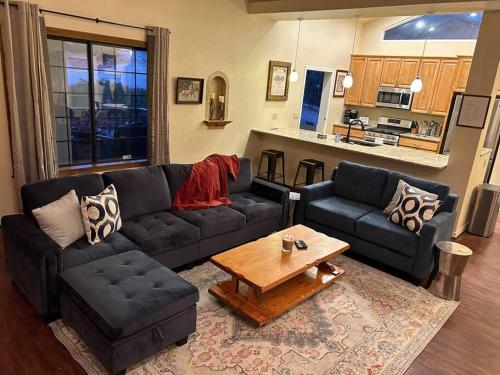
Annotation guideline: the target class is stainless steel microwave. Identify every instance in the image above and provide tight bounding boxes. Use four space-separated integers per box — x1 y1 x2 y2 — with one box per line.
376 87 413 110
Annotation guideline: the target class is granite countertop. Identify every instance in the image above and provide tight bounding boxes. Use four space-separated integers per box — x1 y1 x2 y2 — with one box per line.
252 128 449 170
400 133 441 143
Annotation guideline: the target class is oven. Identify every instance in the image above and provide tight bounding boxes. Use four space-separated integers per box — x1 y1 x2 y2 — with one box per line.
376 87 413 110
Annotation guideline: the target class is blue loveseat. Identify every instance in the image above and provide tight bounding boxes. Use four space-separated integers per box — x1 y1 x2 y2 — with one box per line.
294 161 458 279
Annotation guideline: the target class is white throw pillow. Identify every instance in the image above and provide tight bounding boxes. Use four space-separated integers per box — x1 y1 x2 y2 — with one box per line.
384 179 438 214
32 190 85 249
81 184 122 245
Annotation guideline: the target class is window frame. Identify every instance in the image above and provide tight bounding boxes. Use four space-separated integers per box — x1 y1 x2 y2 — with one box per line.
46 28 149 171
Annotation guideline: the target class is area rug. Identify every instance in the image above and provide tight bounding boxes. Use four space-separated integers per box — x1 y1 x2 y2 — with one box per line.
49 255 458 375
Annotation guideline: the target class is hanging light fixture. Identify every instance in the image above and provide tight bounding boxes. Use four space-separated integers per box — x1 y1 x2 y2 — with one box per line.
344 16 360 89
290 18 303 82
411 14 433 93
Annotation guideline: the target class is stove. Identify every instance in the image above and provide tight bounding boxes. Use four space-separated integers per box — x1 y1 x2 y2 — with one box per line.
364 117 414 146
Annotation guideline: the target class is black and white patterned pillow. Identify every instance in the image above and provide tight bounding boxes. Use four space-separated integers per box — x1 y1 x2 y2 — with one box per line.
388 184 441 235
81 185 122 245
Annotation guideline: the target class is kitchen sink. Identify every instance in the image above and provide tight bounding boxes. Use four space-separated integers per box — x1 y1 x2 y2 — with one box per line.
343 139 381 147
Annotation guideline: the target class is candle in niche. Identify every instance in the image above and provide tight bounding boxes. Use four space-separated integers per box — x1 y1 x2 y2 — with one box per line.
217 96 225 120
209 93 216 100
218 96 225 103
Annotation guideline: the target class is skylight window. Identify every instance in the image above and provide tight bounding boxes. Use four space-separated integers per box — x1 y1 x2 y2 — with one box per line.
383 13 482 41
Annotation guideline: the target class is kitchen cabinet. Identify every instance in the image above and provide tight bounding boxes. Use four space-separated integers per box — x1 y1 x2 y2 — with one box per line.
345 56 367 105
398 58 420 87
333 125 364 139
430 59 460 116
380 58 402 87
399 136 439 152
411 59 440 113
454 57 472 91
360 57 384 107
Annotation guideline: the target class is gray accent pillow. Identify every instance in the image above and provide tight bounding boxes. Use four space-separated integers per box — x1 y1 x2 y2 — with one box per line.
32 190 85 249
81 185 122 245
384 180 438 214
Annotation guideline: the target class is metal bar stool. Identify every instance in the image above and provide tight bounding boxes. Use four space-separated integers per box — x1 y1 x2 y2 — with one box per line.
256 149 286 184
293 159 325 188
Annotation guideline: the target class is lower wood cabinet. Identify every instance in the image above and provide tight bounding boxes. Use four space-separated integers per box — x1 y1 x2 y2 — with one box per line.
399 136 439 152
333 125 364 139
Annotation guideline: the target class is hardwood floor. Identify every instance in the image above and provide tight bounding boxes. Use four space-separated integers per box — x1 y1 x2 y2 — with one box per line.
0 219 498 374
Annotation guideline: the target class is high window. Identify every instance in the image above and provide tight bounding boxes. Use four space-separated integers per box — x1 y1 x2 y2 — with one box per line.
383 13 482 41
47 37 148 167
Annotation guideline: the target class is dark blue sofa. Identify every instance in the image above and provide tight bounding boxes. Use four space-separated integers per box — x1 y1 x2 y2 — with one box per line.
294 161 458 279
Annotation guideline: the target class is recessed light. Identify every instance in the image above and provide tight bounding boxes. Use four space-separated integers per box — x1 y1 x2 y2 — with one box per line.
416 20 426 29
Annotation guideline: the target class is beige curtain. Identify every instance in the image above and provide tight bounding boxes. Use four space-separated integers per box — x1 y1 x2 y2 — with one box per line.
147 27 170 165
0 0 58 194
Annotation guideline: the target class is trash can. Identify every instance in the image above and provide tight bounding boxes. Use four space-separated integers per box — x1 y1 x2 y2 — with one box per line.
288 192 301 227
467 183 500 237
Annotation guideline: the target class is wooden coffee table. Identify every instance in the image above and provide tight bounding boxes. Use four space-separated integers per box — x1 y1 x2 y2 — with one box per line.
209 224 350 326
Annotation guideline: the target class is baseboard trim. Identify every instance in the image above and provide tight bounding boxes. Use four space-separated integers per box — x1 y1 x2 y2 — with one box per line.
452 224 468 239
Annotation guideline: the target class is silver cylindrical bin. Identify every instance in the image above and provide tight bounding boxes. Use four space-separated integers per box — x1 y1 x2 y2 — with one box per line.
467 183 500 237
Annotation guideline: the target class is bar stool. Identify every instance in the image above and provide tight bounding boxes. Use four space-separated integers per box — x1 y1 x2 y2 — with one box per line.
293 159 325 188
257 149 286 184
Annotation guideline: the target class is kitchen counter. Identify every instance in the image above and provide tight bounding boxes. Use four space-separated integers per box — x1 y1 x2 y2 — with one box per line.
252 128 449 170
333 123 375 130
400 133 441 143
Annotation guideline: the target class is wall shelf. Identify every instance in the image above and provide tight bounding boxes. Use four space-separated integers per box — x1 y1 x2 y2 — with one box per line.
203 120 233 128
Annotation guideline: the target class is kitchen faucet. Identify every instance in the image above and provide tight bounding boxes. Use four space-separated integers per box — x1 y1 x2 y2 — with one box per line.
342 119 365 144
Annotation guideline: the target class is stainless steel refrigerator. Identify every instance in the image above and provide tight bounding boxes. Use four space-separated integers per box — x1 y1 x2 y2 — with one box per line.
441 93 500 183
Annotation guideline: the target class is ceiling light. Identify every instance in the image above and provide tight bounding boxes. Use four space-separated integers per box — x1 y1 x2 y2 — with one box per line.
428 26 435 32
470 12 478 17
411 38 428 93
344 16 360 90
343 73 353 89
290 18 303 83
289 69 299 83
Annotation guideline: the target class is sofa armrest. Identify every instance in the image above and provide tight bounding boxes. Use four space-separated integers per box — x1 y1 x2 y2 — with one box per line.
250 178 290 229
412 210 456 279
439 193 459 213
2 214 62 319
294 180 335 225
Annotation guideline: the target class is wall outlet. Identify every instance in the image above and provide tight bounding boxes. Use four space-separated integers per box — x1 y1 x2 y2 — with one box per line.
272 113 278 120
292 112 299 119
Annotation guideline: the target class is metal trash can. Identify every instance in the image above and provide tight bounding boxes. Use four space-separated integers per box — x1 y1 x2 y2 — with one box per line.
467 183 500 237
428 241 472 301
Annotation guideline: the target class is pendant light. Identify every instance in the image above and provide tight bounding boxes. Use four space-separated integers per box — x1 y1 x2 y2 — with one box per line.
411 14 433 93
290 18 303 82
344 16 360 89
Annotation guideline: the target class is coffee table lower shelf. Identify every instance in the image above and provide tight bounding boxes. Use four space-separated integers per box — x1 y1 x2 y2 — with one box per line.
208 263 344 326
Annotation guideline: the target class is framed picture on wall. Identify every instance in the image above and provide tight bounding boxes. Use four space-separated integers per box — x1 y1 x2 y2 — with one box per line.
176 77 204 104
333 69 348 98
457 94 492 129
266 60 291 101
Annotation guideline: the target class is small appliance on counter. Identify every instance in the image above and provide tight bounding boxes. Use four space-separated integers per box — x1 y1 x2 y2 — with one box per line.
376 87 413 110
364 116 413 146
343 109 359 125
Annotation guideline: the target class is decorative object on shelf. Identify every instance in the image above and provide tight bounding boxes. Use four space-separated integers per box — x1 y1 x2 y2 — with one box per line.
344 16 360 89
457 94 492 129
333 69 348 97
266 60 291 101
217 96 225 120
209 93 217 120
290 17 303 83
176 77 204 104
204 71 230 127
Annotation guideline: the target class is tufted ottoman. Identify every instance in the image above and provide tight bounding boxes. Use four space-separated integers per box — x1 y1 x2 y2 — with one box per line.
58 250 199 375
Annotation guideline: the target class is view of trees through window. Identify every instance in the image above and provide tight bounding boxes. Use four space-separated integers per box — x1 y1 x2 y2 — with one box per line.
48 37 148 167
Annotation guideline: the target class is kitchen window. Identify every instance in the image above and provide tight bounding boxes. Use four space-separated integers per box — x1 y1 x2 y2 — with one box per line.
47 36 148 167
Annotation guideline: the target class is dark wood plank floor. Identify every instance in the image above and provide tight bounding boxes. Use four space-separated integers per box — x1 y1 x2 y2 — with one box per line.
0 219 498 374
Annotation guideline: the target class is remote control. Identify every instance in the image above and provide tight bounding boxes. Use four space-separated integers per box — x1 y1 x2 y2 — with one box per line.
295 240 308 250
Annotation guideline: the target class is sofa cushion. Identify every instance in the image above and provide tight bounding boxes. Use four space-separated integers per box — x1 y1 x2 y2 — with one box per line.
381 171 449 209
172 206 246 239
59 250 199 339
228 157 252 194
306 196 377 235
120 212 200 256
103 166 171 220
355 210 419 257
229 192 282 224
22 173 104 221
162 163 192 198
334 161 389 208
62 232 140 270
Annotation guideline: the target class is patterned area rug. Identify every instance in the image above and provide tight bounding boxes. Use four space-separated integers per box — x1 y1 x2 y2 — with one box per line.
49 255 458 375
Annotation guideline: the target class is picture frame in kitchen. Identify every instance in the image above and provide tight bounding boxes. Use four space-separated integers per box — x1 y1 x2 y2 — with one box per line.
457 94 492 129
176 77 204 104
266 60 291 101
333 69 348 98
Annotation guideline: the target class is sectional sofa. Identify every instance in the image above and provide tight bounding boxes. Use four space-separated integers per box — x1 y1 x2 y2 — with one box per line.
294 161 458 279
2 157 290 321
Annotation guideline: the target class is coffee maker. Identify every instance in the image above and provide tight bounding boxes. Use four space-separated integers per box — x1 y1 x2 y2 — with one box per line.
343 109 359 125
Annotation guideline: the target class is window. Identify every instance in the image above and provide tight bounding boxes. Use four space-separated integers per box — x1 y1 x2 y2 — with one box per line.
299 68 333 132
48 37 148 167
383 13 482 41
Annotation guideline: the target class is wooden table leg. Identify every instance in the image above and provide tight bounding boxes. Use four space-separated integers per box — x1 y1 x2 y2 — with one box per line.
228 276 239 293
247 286 258 304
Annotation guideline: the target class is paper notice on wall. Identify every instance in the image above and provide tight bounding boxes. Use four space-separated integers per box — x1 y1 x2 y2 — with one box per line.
457 95 491 129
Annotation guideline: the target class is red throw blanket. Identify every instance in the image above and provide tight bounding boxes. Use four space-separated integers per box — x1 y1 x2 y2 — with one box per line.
172 154 240 210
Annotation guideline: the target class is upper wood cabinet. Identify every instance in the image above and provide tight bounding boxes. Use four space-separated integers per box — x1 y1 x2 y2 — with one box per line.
430 59 460 115
380 58 402 87
411 59 440 113
398 58 420 87
345 56 367 105
360 57 383 107
454 57 472 92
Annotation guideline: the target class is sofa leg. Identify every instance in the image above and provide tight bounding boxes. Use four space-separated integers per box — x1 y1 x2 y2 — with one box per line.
176 337 188 346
